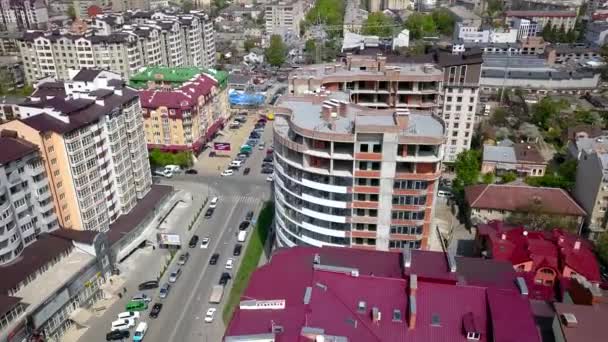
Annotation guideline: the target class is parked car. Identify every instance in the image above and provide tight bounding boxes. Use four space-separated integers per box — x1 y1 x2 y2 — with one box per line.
239 221 250 230
249 133 260 139
219 272 232 285
138 281 159 291
106 330 130 341
266 148 274 154
262 161 273 168
233 244 242 256
204 207 214 218
185 169 198 174
149 303 163 319
177 252 189 265
243 167 251 175
225 258 234 269
159 283 171 299
246 211 254 221
209 197 219 208
236 153 249 159
117 311 140 321
266 174 274 182
209 253 220 265
204 308 217 323
168 268 182 283
111 318 135 331
261 167 273 174
200 237 210 249
263 156 273 163
221 169 234 176
131 294 151 303
188 235 199 248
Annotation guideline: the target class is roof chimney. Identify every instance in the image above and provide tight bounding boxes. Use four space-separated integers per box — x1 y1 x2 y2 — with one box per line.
574 240 581 250
403 248 412 268
561 313 578 327
501 233 506 240
408 293 416 330
523 231 528 237
410 274 418 296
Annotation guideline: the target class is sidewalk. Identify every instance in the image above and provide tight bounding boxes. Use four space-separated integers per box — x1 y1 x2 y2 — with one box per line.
193 114 264 175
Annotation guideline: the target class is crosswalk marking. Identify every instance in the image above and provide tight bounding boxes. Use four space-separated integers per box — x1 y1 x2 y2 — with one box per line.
217 195 262 205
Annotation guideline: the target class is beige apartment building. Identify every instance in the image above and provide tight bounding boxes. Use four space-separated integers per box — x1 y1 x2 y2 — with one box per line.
0 69 152 232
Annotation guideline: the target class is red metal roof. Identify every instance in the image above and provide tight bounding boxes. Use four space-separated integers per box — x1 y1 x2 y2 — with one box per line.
465 184 586 217
138 73 217 111
224 247 540 342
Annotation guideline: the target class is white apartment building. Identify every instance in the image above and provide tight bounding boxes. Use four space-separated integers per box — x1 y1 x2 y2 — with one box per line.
1 69 152 232
0 0 48 32
455 23 518 44
18 11 216 83
265 0 308 38
0 132 58 265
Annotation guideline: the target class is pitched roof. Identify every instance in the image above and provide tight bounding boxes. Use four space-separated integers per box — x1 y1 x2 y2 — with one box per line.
465 184 586 217
224 247 540 342
138 73 217 110
514 144 546 164
72 69 102 82
0 295 21 318
483 145 517 164
0 136 38 164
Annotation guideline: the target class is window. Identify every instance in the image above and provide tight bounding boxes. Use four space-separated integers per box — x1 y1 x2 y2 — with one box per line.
51 158 57 165
54 170 60 177
47 146 54 153
391 225 423 235
359 144 368 152
394 180 428 190
392 210 425 220
457 97 462 103
456 105 462 111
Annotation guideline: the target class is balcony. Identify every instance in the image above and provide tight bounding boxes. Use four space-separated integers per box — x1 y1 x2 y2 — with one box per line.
354 170 381 178
351 201 378 209
354 152 382 161
26 162 44 176
38 200 54 213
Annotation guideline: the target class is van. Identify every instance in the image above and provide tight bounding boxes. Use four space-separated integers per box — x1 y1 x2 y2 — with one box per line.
229 160 243 168
133 322 148 341
237 230 247 242
111 318 135 331
483 105 491 116
125 300 148 312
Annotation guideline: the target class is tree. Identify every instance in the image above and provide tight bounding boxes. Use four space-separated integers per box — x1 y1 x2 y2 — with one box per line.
431 9 455 36
67 4 76 20
362 12 395 37
244 38 256 52
405 12 437 39
501 171 517 183
305 0 345 38
506 203 579 232
490 107 508 126
265 35 287 67
182 0 193 12
542 22 554 42
486 0 504 19
518 123 542 143
496 127 511 140
453 149 481 194
482 172 495 184
596 231 608 266
575 109 604 126
531 97 566 129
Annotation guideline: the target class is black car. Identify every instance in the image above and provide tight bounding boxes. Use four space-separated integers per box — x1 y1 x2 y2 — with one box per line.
185 169 198 174
263 156 273 163
106 330 129 341
249 133 260 139
209 253 220 265
149 303 163 318
188 235 199 248
204 208 214 218
246 211 254 221
237 153 249 159
243 167 251 175
261 167 273 174
233 244 243 256
138 280 159 291
262 161 273 167
239 221 250 230
219 272 232 285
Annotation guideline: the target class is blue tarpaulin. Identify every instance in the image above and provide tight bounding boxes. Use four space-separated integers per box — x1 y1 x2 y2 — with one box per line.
229 90 266 106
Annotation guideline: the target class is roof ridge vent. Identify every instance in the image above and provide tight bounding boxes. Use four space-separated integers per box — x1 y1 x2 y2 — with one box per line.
315 282 327 291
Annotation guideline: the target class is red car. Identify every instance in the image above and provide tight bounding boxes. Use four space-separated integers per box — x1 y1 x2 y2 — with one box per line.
266 148 273 155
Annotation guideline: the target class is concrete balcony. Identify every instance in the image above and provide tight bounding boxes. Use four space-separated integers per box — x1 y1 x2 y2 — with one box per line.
38 200 54 213
26 162 44 176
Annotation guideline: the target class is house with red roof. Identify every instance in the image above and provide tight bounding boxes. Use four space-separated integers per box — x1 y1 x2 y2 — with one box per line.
474 220 601 301
464 184 586 228
224 246 541 342
132 67 226 152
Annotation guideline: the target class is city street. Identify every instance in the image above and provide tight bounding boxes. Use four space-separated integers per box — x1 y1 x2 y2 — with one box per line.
76 118 275 342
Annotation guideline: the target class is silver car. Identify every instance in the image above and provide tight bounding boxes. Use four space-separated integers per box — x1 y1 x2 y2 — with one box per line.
168 268 182 283
159 283 171 299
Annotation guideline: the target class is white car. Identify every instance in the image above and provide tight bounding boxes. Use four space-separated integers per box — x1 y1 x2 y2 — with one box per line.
225 258 234 270
204 308 217 323
131 294 151 303
209 197 218 209
111 318 135 331
266 174 274 182
200 237 210 249
221 169 234 177
117 311 140 321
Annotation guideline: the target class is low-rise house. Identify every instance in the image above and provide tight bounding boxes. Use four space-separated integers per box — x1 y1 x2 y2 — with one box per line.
465 184 586 225
475 220 600 300
482 143 547 177
561 124 603 146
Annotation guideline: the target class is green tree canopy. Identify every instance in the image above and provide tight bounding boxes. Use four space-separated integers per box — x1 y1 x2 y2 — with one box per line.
182 0 193 12
482 172 495 184
67 4 76 20
596 231 608 266
405 12 437 39
453 149 481 194
431 9 455 36
305 0 345 37
531 97 567 129
362 12 396 37
149 149 193 168
244 38 256 52
265 35 287 67
486 0 504 18
501 171 517 183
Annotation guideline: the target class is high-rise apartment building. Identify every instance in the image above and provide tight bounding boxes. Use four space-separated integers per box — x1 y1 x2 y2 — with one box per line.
273 93 444 250
0 131 58 265
0 0 48 32
129 67 230 152
18 10 216 83
288 51 482 162
573 149 608 241
0 69 152 232
265 0 309 38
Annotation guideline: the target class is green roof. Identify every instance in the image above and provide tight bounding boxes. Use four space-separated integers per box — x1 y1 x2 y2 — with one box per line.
129 67 228 90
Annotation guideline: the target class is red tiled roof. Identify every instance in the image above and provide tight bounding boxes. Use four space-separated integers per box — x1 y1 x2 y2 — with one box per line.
465 184 586 217
477 221 601 282
224 247 540 342
138 73 217 110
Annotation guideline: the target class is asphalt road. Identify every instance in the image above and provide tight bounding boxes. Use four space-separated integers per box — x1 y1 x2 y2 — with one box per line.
80 120 274 342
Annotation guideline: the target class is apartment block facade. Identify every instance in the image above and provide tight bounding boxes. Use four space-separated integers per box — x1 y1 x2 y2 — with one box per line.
129 67 230 152
18 11 216 84
573 149 608 241
264 0 309 38
0 132 58 265
273 94 444 250
0 69 152 232
288 51 482 162
0 0 48 33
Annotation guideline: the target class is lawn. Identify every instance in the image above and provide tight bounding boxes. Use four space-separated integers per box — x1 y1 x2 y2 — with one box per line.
222 201 274 324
